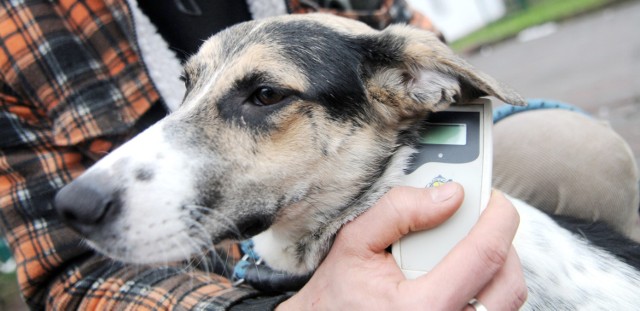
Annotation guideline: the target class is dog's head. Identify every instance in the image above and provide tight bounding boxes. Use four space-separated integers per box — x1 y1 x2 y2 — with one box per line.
54 14 523 272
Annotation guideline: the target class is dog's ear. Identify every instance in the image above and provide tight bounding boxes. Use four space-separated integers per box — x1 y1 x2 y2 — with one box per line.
363 25 525 114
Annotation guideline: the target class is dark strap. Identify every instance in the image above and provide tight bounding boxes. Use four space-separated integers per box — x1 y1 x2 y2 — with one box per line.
233 240 312 293
243 264 312 293
228 294 292 311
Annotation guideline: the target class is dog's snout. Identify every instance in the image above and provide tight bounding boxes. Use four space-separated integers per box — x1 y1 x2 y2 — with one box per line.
54 175 120 235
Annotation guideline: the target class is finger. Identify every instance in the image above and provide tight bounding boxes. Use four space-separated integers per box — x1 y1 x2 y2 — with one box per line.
412 191 520 309
337 183 464 254
465 247 528 311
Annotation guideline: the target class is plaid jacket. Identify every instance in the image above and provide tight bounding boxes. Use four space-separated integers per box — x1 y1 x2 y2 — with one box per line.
0 0 438 309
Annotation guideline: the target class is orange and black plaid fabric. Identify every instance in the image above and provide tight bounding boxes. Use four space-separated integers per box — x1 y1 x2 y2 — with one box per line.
1 0 440 309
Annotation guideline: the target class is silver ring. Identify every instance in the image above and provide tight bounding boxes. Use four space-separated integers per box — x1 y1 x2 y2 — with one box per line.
468 298 488 311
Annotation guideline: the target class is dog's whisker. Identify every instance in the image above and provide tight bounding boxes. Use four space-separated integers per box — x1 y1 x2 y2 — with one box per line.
183 236 209 267
174 213 231 276
186 204 244 240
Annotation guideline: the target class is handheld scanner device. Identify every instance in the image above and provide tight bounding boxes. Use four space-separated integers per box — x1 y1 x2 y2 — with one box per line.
392 98 493 279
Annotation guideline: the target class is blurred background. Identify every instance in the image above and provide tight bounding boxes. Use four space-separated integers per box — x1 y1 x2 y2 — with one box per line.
409 0 640 166
2 0 638 309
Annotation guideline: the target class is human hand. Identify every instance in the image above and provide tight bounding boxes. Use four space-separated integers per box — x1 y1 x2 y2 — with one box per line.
277 183 527 310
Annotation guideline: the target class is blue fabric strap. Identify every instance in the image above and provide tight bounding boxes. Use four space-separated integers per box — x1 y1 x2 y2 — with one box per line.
493 99 588 123
233 239 261 281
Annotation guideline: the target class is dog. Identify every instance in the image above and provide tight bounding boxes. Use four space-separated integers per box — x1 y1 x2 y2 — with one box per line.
55 14 640 309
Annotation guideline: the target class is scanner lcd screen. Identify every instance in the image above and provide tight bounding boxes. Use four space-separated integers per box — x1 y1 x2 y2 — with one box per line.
420 123 467 145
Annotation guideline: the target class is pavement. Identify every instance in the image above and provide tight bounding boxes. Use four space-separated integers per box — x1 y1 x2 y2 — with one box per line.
463 0 640 167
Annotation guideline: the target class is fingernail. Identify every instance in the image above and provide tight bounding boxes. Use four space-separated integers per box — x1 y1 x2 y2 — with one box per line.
430 182 458 202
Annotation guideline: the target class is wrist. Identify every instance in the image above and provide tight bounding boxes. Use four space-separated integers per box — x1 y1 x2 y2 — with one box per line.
276 290 310 310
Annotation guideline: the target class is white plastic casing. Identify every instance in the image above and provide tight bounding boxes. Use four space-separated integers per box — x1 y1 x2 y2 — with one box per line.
392 99 493 279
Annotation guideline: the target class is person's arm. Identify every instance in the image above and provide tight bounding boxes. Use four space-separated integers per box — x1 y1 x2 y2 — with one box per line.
0 2 267 307
286 0 444 39
279 184 528 310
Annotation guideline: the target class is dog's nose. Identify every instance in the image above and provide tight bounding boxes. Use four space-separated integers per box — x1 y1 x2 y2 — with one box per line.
54 174 120 235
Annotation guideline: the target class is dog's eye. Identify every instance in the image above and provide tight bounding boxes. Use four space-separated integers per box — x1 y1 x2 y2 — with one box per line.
180 73 192 90
253 87 285 106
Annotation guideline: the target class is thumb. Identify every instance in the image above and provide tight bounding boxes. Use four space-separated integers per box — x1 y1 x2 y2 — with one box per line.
338 183 464 254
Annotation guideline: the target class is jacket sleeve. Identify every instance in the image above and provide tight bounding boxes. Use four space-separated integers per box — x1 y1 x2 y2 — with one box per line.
0 1 271 309
285 0 443 39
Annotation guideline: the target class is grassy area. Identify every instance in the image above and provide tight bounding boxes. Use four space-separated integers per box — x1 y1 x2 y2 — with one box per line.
0 271 27 310
450 0 623 52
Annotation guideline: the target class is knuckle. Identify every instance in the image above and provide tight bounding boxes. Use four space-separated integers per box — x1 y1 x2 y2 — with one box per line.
511 280 529 310
477 238 509 269
384 187 417 231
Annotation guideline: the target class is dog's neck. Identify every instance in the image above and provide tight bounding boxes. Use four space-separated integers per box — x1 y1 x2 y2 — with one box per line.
253 145 416 274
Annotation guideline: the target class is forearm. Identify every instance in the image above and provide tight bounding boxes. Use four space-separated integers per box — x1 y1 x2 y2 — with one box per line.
45 254 260 310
